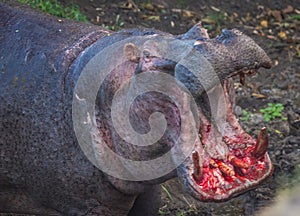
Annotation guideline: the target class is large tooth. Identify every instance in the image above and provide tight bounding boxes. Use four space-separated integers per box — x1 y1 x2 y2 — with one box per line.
239 73 245 85
192 151 202 181
252 127 269 159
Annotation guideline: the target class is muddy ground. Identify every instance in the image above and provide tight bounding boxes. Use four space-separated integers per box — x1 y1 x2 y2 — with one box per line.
22 0 300 215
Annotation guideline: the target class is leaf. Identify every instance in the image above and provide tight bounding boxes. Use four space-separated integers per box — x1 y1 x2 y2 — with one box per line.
142 15 160 21
273 112 281 117
291 14 300 21
201 17 217 24
260 20 268 28
161 185 173 201
271 10 283 22
241 110 250 121
182 9 195 18
251 93 266 98
282 5 294 14
265 116 270 122
274 129 282 135
278 31 287 40
141 3 155 11
211 6 221 12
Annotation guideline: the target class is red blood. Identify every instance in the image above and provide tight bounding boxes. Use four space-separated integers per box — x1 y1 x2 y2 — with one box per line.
206 124 211 133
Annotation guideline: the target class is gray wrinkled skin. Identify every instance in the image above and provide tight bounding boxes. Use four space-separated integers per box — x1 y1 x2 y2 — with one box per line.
0 1 271 215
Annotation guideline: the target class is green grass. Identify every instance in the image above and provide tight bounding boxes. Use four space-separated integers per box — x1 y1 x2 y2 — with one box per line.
161 184 173 201
241 103 287 122
18 0 87 22
260 103 287 122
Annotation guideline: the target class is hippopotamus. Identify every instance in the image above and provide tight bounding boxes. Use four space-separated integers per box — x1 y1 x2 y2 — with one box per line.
0 1 273 215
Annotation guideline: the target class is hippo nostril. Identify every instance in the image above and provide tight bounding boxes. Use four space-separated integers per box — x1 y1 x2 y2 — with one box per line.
143 50 151 58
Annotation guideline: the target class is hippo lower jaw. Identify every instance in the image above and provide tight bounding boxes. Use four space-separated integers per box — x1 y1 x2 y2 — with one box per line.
178 75 273 201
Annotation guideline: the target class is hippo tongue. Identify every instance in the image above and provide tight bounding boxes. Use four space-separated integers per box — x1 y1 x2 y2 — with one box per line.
179 79 273 201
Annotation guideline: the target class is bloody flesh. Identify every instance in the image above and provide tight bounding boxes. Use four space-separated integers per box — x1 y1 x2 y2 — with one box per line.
191 79 273 200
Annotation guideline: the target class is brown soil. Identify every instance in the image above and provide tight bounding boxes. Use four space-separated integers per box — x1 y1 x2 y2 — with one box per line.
61 0 300 215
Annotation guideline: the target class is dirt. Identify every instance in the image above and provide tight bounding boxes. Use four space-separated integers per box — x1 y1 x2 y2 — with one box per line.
61 0 299 215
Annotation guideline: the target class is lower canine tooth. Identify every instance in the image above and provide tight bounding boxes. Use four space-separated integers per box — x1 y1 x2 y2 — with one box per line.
239 73 245 85
252 127 269 159
192 151 202 181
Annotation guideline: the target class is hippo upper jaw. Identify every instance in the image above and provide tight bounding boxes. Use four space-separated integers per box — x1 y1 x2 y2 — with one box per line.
195 29 272 81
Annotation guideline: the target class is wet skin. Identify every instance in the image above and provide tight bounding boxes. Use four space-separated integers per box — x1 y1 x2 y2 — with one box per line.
0 1 272 215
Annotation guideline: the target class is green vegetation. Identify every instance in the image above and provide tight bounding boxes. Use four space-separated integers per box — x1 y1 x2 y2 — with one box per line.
290 14 300 21
161 184 173 201
103 14 124 31
202 12 227 32
259 103 287 122
18 0 87 22
240 110 251 121
241 103 287 122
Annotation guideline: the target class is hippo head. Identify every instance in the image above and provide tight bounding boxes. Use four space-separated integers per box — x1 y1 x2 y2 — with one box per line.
92 24 273 201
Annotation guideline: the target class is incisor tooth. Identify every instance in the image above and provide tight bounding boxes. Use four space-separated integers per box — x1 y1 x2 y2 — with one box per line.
229 155 249 169
218 161 235 176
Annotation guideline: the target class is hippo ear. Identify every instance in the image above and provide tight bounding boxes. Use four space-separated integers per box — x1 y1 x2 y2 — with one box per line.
124 43 140 63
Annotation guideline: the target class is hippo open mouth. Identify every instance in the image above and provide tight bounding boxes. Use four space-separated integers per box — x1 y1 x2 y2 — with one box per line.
179 78 273 201
176 35 274 200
